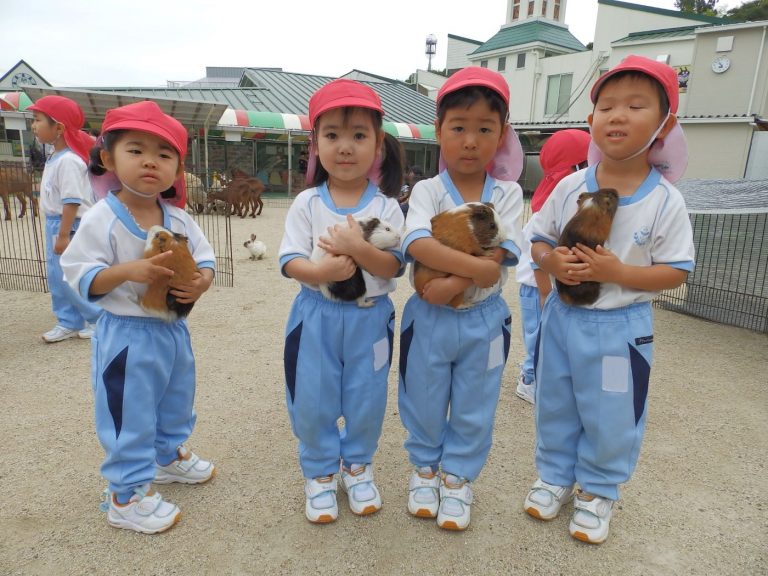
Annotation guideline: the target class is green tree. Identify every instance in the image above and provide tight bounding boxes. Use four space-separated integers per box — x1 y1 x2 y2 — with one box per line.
675 0 719 15
725 0 768 21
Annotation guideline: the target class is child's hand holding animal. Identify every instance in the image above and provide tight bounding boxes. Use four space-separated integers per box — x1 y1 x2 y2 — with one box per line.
124 251 177 284
317 214 365 257
538 245 585 286
314 252 357 284
169 268 214 304
570 244 622 284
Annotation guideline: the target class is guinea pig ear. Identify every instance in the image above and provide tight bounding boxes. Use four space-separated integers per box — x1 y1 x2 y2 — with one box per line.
484 202 495 210
172 232 189 243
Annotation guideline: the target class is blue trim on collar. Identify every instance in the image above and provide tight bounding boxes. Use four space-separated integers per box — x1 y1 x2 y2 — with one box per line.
587 164 662 205
318 180 378 214
45 147 71 165
106 192 170 238
439 171 496 205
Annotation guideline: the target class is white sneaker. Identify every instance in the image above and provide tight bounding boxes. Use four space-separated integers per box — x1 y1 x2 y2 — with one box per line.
78 324 95 339
102 485 180 534
340 463 382 516
305 475 338 524
42 325 77 343
569 490 614 544
154 445 216 484
437 474 473 531
408 466 440 518
515 373 536 405
524 478 574 520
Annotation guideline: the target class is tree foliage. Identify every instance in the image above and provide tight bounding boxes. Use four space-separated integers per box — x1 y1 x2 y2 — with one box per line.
675 0 719 15
725 0 768 21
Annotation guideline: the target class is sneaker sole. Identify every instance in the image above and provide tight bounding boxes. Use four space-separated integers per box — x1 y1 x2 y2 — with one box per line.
410 507 438 519
350 503 381 516
525 506 558 521
307 513 337 524
108 511 181 534
438 519 468 531
154 466 216 485
515 390 535 405
42 333 78 343
571 530 608 544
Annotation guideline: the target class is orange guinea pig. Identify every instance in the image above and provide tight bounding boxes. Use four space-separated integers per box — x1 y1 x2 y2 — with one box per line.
556 188 619 306
141 225 200 321
413 202 506 309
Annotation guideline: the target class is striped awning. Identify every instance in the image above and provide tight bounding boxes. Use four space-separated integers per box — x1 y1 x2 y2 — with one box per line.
0 92 33 111
217 108 436 141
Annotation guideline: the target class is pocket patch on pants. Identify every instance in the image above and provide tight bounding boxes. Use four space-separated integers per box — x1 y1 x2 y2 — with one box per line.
487 334 504 371
602 355 629 393
373 337 389 371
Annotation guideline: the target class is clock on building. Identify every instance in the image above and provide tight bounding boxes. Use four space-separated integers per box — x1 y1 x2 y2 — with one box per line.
11 72 38 88
711 55 731 74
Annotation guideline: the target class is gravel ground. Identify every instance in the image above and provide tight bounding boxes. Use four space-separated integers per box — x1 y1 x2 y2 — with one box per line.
1 203 766 576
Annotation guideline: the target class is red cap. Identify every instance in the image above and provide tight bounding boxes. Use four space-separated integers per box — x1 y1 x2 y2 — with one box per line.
531 129 591 213
308 80 384 127
437 66 510 107
28 95 95 164
101 101 188 159
590 55 679 114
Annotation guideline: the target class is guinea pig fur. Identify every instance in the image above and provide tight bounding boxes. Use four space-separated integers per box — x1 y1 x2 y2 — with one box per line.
141 225 200 321
556 188 619 306
244 234 267 260
414 202 505 309
311 217 401 308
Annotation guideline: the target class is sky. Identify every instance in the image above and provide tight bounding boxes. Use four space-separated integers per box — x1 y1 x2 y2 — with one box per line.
0 0 735 88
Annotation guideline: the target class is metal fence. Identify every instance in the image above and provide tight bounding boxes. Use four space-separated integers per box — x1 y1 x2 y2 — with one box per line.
0 162 233 293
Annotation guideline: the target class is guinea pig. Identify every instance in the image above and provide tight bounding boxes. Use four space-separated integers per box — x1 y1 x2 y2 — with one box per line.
141 225 200 321
311 217 401 308
556 188 619 306
244 234 267 260
414 202 505 309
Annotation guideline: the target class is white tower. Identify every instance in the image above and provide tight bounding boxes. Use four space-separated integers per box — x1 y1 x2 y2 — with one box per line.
425 34 438 71
506 0 567 25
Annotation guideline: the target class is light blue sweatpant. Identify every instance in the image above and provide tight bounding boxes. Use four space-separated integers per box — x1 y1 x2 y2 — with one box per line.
93 312 197 495
283 287 395 479
45 215 102 329
398 293 511 481
518 283 542 386
534 294 654 500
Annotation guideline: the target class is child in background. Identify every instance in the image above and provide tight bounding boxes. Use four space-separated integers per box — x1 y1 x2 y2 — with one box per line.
278 80 405 524
524 55 695 544
28 96 102 342
398 67 524 531
514 129 590 404
61 101 216 534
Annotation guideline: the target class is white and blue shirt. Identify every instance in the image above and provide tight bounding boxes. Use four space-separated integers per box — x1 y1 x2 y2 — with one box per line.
39 148 94 218
530 164 695 309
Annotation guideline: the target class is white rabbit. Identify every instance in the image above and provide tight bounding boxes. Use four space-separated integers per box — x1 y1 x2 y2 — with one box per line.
244 234 267 260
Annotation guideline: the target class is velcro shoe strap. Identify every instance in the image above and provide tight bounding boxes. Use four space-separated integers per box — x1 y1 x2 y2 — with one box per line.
409 473 440 492
305 477 337 499
134 492 164 517
342 467 374 490
440 483 473 505
172 450 200 473
531 479 570 502
574 494 613 518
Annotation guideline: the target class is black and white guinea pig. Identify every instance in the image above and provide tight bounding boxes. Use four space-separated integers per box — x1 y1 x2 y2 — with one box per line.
244 234 267 260
141 225 199 322
311 217 401 308
414 202 505 308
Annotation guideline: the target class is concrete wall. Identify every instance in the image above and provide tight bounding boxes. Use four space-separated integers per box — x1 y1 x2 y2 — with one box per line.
682 122 754 179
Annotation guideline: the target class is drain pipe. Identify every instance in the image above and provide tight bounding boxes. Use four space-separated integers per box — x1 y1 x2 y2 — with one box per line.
747 25 767 114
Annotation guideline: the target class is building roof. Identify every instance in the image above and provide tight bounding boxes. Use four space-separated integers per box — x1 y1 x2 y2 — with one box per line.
472 20 586 55
598 0 729 24
448 33 483 45
614 25 700 43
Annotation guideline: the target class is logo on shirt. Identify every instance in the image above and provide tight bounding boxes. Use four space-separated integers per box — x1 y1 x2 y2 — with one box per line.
633 226 651 246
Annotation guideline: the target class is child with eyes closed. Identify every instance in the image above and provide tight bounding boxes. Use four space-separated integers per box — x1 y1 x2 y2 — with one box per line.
278 79 406 524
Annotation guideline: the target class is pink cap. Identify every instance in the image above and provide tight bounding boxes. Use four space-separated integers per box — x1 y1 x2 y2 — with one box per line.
588 55 687 183
308 79 384 127
437 66 510 106
28 95 95 164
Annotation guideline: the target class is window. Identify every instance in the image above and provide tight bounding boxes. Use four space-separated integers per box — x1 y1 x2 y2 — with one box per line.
542 0 548 16
517 53 526 69
480 60 488 68
554 0 561 20
545 73 573 115
512 0 520 19
528 1 534 16
498 57 506 72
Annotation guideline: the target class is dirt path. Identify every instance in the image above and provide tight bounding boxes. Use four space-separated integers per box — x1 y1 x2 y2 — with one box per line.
1 202 766 575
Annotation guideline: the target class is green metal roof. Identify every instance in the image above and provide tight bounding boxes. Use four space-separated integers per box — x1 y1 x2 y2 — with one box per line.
598 0 730 24
614 25 699 43
472 20 587 55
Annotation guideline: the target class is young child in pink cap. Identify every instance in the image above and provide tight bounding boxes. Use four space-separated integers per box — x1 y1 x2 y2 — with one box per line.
524 55 695 544
27 95 102 342
60 101 216 534
514 129 590 405
398 66 524 531
278 79 405 524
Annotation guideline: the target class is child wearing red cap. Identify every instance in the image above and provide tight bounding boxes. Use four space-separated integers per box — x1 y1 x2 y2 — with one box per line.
60 101 216 534
27 95 102 343
398 67 524 531
278 79 405 524
524 55 695 544
514 129 590 405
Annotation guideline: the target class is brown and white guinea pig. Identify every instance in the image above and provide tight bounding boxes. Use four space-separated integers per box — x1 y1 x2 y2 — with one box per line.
311 217 401 308
413 202 505 309
141 225 200 321
556 188 619 306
